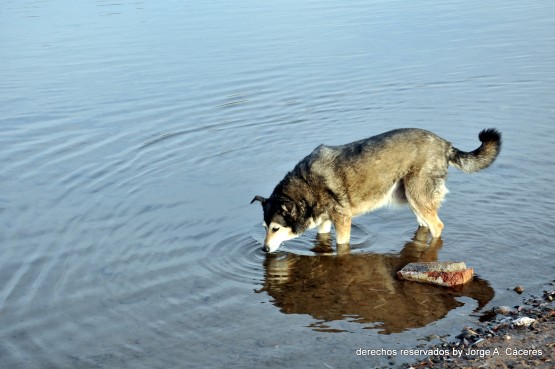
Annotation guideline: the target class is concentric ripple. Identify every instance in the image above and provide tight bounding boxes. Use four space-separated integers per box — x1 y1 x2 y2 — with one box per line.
200 222 391 287
199 233 267 285
200 222 387 287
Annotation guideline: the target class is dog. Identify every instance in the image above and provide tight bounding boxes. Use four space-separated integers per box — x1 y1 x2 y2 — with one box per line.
252 128 501 252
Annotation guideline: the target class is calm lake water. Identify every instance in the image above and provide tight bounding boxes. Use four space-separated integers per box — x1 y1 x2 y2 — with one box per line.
1 0 554 368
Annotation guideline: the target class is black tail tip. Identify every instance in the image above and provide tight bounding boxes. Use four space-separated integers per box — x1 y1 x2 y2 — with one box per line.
479 128 502 143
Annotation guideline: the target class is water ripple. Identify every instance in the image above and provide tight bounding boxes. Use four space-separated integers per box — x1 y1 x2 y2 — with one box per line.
199 223 388 288
200 234 266 286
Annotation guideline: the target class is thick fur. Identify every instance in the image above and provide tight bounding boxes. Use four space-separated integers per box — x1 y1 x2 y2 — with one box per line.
252 128 501 252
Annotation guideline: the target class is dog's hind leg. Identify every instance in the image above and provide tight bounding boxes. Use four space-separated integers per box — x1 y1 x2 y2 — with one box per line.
404 175 447 238
410 206 444 238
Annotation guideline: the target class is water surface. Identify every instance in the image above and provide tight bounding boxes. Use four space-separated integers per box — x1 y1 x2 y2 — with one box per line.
1 0 554 368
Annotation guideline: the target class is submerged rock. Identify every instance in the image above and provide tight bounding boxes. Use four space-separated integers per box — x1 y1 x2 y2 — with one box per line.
397 261 474 287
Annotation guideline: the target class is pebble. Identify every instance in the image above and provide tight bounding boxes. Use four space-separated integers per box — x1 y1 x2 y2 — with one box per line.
514 285 525 294
494 306 512 315
456 327 478 339
512 316 536 328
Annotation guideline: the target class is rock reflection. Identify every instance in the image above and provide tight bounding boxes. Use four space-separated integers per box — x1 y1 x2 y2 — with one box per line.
259 228 494 334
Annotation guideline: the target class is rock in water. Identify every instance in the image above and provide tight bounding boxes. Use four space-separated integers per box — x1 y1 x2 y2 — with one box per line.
513 285 525 294
397 261 474 287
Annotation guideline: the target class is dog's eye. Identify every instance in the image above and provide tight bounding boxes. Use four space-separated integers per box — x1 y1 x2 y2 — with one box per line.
271 227 280 232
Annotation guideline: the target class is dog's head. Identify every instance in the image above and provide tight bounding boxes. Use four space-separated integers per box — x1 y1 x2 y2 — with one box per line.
251 195 307 252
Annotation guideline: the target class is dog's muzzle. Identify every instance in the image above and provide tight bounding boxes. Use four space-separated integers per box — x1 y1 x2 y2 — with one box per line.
263 242 281 253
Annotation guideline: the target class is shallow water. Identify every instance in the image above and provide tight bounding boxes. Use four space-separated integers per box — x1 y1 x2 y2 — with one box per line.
1 0 554 368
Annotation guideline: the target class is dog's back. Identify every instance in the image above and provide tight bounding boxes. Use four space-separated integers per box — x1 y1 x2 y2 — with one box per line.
307 128 500 235
307 129 454 206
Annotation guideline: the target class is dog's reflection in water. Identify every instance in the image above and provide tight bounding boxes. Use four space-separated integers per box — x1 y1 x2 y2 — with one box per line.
258 227 494 334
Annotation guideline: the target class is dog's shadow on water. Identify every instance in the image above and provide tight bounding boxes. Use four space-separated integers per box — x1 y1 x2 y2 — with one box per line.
257 227 494 334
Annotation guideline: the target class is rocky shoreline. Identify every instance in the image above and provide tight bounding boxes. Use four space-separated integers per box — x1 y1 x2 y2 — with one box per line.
401 281 554 369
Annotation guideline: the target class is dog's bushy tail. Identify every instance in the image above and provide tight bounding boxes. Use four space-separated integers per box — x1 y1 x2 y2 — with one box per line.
449 129 502 173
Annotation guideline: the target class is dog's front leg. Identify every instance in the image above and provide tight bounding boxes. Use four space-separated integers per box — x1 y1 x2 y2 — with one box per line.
317 219 332 234
332 212 352 245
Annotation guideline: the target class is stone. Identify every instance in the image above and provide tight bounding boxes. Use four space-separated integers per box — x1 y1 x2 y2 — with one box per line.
514 285 525 294
397 261 474 287
494 306 512 315
512 317 536 328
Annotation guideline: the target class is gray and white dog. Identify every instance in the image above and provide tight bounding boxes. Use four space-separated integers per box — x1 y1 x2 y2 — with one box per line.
252 128 501 252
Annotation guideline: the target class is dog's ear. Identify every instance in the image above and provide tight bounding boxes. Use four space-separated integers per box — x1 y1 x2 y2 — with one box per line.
280 199 296 215
250 195 267 206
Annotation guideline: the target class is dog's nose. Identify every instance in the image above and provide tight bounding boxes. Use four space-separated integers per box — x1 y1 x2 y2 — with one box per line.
263 244 270 253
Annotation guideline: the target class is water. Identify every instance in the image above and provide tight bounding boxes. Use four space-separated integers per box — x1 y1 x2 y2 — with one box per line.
1 0 554 368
